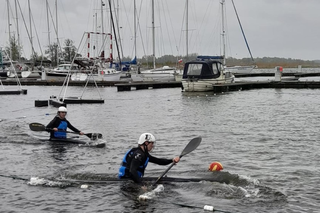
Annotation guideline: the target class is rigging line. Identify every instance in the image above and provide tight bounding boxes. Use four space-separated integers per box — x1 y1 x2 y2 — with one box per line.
167 0 179 55
108 0 121 66
31 11 44 60
16 0 37 60
137 0 147 58
59 0 74 43
47 1 63 56
189 0 213 55
3 49 22 88
113 0 124 59
176 0 186 56
156 0 171 58
156 0 164 57
144 0 151 65
162 0 175 56
231 0 254 62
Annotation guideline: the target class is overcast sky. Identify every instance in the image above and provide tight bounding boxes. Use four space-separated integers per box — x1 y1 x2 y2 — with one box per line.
1 0 320 61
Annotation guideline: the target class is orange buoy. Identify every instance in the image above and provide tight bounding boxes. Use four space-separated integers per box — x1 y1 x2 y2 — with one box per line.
208 162 223 171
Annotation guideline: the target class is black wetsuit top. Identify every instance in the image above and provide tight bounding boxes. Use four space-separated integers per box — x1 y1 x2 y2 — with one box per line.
46 116 81 139
119 146 172 183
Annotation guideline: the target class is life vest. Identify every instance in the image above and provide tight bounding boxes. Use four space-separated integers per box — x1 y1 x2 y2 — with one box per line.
54 121 67 138
118 148 149 179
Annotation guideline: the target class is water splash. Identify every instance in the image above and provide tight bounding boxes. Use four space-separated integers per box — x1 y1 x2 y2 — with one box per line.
27 176 72 188
138 184 165 200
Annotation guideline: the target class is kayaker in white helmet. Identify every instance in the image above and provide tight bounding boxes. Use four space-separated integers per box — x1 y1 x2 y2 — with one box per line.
46 106 84 139
118 133 180 183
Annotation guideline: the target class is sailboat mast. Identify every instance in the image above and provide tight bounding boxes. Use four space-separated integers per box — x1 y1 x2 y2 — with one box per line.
221 0 226 66
134 0 137 59
101 0 104 55
152 0 156 69
55 0 59 64
46 0 50 48
14 0 20 55
28 0 34 59
6 0 11 59
186 0 188 58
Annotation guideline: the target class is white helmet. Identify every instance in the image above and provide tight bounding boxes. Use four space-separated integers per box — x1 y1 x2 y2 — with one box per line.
58 106 67 112
138 133 156 145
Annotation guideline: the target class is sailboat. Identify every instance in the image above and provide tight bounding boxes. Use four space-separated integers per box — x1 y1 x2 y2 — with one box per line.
0 49 27 95
130 0 178 82
182 0 240 92
224 0 256 73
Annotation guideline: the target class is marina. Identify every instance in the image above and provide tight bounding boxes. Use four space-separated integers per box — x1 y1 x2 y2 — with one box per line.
1 0 320 212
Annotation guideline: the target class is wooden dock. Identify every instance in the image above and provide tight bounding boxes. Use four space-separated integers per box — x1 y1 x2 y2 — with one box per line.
115 81 182 91
0 78 122 87
0 89 27 95
210 81 320 93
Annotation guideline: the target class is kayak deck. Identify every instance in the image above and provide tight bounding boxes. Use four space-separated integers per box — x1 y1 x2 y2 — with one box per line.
32 135 106 148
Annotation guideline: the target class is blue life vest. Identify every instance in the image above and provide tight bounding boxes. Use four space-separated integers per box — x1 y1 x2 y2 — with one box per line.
118 149 149 179
54 121 67 138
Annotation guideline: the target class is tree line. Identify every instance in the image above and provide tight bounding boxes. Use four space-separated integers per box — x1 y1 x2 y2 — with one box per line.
3 35 78 67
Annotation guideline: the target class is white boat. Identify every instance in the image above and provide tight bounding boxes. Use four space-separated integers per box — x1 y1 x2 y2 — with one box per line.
182 0 252 92
182 56 234 92
131 66 178 82
21 70 41 78
131 0 179 83
46 64 80 77
225 65 257 73
71 68 122 82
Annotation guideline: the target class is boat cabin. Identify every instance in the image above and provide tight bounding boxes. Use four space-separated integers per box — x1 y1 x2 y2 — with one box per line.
54 64 80 71
182 56 224 79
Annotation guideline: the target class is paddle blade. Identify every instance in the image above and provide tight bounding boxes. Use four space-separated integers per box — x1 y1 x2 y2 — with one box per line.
29 123 46 131
152 136 202 186
84 133 103 140
180 136 202 157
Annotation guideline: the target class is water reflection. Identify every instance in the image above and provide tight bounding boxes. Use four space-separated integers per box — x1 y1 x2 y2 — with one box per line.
49 143 68 161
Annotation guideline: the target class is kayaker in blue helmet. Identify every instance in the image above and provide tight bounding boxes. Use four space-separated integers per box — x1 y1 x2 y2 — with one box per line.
118 133 180 183
46 106 84 139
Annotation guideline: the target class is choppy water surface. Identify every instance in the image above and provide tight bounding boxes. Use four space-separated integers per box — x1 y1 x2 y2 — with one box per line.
0 84 319 212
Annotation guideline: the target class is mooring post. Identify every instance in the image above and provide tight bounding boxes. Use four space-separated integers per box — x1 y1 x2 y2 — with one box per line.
275 66 283 81
41 68 47 80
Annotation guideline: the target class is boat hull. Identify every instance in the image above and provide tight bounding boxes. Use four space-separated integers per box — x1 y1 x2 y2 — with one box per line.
182 78 234 92
36 136 106 148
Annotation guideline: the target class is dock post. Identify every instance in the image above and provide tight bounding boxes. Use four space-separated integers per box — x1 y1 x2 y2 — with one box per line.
41 69 47 80
275 66 283 81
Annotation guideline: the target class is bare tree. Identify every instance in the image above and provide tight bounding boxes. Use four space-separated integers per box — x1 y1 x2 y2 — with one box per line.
5 35 22 61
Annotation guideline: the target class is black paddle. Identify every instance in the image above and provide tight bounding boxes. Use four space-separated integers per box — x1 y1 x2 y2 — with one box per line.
29 122 102 140
152 136 202 186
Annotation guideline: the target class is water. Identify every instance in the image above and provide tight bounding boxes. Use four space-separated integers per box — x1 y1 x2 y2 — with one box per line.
0 84 319 212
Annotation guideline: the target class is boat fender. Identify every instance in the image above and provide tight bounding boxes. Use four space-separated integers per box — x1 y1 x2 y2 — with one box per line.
203 205 214 211
80 184 89 189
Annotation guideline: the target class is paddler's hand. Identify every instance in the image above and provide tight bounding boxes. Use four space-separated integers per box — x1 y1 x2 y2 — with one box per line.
53 128 58 131
173 156 180 164
79 131 84 135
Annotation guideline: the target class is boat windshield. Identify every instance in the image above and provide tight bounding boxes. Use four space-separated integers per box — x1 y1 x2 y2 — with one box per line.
212 63 220 75
187 64 202 76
